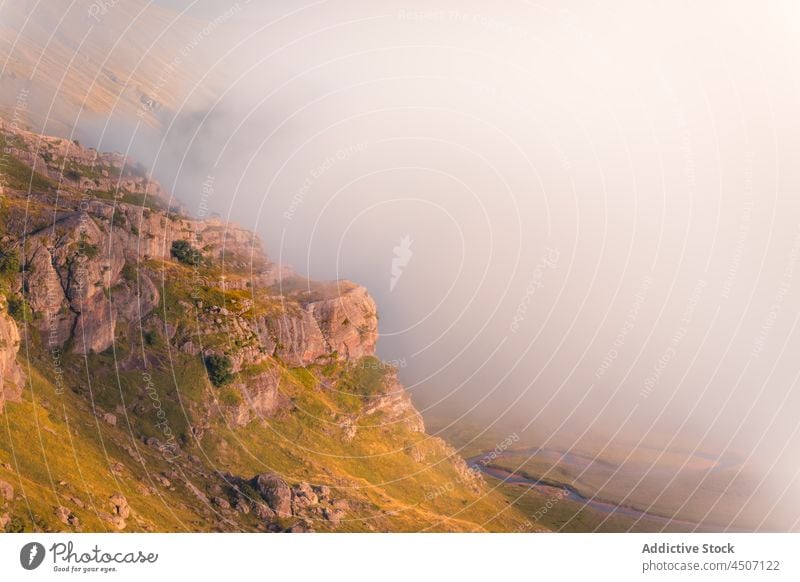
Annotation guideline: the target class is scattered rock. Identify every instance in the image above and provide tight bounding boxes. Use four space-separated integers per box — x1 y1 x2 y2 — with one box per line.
251 473 292 517
109 493 130 530
66 495 86 509
331 498 350 511
154 474 171 488
312 484 331 500
233 498 251 514
340 419 357 442
124 446 143 463
0 479 13 501
55 506 80 527
55 506 69 522
253 502 275 521
323 507 346 525
102 412 117 426
135 482 153 496
212 496 230 509
291 482 319 509
184 481 208 503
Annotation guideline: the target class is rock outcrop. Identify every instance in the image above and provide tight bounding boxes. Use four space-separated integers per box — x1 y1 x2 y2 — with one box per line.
108 493 130 530
0 117 520 533
24 211 128 354
251 473 292 517
224 370 287 427
363 369 425 433
0 300 22 413
255 282 378 366
1 120 165 199
0 479 14 501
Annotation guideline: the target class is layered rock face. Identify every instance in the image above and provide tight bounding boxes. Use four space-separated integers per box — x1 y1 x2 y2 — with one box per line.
363 369 425 433
2 122 387 419
0 299 22 413
18 204 273 355
0 119 520 535
256 283 378 366
1 120 164 198
22 209 149 354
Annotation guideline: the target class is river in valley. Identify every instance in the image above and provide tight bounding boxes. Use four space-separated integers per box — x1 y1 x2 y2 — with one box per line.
467 449 708 530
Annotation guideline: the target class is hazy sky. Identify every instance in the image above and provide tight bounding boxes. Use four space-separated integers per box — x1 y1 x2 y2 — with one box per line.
4 0 800 529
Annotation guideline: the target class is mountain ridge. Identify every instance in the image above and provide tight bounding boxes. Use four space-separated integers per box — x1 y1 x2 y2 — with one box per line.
0 116 532 532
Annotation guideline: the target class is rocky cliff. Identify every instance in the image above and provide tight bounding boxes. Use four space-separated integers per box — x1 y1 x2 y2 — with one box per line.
0 117 526 533
1 120 166 199
0 297 22 413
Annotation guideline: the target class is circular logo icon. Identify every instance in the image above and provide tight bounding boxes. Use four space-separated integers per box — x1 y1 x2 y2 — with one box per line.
20 542 46 570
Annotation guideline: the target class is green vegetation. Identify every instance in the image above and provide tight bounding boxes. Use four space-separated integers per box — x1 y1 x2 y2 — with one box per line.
120 261 137 282
340 356 387 396
142 329 159 346
112 212 126 228
0 247 24 319
0 136 53 191
6 294 31 322
171 239 201 266
217 385 243 406
82 188 165 212
0 359 215 532
119 190 166 212
0 247 19 276
0 130 533 533
199 360 527 533
204 354 234 387
79 242 100 260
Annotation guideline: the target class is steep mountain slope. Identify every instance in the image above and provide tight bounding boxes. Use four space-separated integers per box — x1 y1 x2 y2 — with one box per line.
0 117 531 532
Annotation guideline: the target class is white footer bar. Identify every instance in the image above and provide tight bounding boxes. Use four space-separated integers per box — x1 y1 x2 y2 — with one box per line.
1 533 797 581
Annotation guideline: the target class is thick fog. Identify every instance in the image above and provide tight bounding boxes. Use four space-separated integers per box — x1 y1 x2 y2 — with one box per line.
4 0 800 529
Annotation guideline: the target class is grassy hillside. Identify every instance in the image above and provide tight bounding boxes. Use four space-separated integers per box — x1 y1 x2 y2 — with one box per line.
0 122 530 532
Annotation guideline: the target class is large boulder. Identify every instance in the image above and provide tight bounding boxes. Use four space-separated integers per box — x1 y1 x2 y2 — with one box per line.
0 479 14 501
251 473 292 517
108 493 130 530
255 282 378 366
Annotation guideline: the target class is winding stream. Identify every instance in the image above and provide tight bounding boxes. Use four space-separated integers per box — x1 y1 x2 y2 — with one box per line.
467 450 706 530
